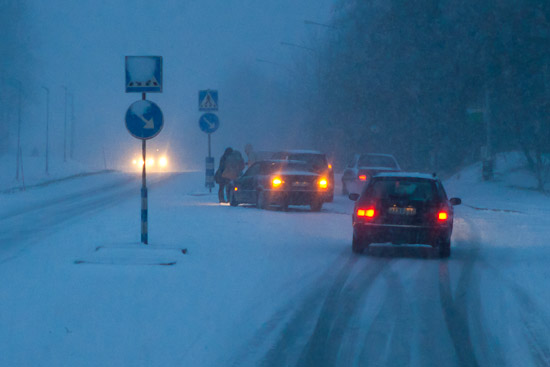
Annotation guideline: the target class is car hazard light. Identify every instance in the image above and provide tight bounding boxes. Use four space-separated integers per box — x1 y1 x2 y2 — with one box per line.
272 177 283 188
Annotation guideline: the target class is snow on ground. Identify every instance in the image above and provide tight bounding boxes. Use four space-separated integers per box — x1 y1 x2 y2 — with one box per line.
0 152 550 366
0 153 106 193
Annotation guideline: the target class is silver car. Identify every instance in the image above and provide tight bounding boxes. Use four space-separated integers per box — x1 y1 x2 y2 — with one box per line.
341 153 401 195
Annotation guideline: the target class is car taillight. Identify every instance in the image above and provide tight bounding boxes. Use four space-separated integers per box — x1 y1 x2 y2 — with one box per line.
272 177 283 188
318 178 328 189
438 211 448 221
357 208 375 218
359 174 367 181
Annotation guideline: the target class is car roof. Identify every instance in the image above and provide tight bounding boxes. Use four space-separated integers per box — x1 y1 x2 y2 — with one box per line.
359 153 396 158
258 159 308 164
278 150 324 155
374 172 437 180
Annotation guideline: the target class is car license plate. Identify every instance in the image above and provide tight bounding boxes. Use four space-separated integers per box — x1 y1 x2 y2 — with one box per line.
292 182 309 187
388 206 416 215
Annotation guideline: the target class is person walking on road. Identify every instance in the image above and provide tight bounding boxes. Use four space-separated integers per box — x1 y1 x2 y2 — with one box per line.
222 149 245 182
215 147 233 203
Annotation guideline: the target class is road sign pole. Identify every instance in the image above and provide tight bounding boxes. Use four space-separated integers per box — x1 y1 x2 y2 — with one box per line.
208 133 211 158
125 56 163 246
141 92 148 245
208 133 212 192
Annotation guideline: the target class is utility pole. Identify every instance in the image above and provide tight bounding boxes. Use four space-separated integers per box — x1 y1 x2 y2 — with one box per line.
482 88 494 180
70 93 75 159
62 86 67 162
42 86 50 175
15 79 22 181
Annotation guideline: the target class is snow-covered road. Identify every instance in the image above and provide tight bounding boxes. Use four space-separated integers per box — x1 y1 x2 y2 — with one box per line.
1 168 549 366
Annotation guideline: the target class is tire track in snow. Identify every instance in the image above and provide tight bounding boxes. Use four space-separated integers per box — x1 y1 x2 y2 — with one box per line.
354 265 412 366
228 251 353 367
293 257 388 367
438 255 480 367
478 259 550 366
438 217 504 367
252 254 388 367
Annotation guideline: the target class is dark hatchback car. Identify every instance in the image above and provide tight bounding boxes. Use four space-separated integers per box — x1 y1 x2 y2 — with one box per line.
349 172 461 257
272 150 334 202
229 160 330 211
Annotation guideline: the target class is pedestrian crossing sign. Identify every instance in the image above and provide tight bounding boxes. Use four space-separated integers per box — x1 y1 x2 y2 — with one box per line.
199 90 218 111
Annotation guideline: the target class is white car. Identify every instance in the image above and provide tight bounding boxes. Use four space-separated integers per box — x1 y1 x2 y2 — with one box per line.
341 153 400 195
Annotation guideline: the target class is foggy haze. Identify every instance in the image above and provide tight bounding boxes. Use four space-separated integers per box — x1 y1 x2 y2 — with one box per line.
1 0 334 171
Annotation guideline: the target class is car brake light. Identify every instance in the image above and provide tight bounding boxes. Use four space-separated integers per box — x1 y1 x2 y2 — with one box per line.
438 211 448 221
357 208 375 218
272 177 283 188
319 178 328 189
359 174 367 181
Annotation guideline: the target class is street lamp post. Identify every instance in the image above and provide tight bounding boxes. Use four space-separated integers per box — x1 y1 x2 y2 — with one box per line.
70 93 75 160
42 86 50 175
15 79 22 181
62 86 67 162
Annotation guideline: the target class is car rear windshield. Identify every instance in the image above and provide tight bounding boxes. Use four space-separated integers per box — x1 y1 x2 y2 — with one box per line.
287 154 327 169
358 155 397 168
262 161 314 174
365 178 438 202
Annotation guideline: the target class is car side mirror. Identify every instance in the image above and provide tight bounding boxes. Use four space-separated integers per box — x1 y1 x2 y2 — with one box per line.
349 193 360 201
450 197 461 206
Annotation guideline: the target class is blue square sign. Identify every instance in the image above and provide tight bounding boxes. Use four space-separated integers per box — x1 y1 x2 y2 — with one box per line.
199 90 218 111
126 56 163 93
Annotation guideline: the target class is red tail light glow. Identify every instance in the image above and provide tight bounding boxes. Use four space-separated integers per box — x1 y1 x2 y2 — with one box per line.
438 211 448 221
359 174 367 181
357 208 375 218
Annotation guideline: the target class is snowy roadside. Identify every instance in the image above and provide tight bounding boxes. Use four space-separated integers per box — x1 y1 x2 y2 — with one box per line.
1 153 550 366
0 153 106 193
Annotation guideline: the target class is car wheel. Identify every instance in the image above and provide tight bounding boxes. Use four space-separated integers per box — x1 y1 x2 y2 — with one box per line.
342 181 349 195
352 233 368 254
229 189 239 207
310 200 323 212
256 190 267 209
438 239 451 258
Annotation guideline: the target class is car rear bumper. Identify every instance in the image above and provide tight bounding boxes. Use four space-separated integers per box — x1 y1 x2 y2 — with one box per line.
353 223 451 245
265 190 326 205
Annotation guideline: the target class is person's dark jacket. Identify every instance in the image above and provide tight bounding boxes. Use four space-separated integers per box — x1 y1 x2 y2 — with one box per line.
215 148 233 184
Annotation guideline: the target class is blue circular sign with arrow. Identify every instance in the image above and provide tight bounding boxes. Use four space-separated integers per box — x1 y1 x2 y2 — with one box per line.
125 100 164 140
199 113 220 134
